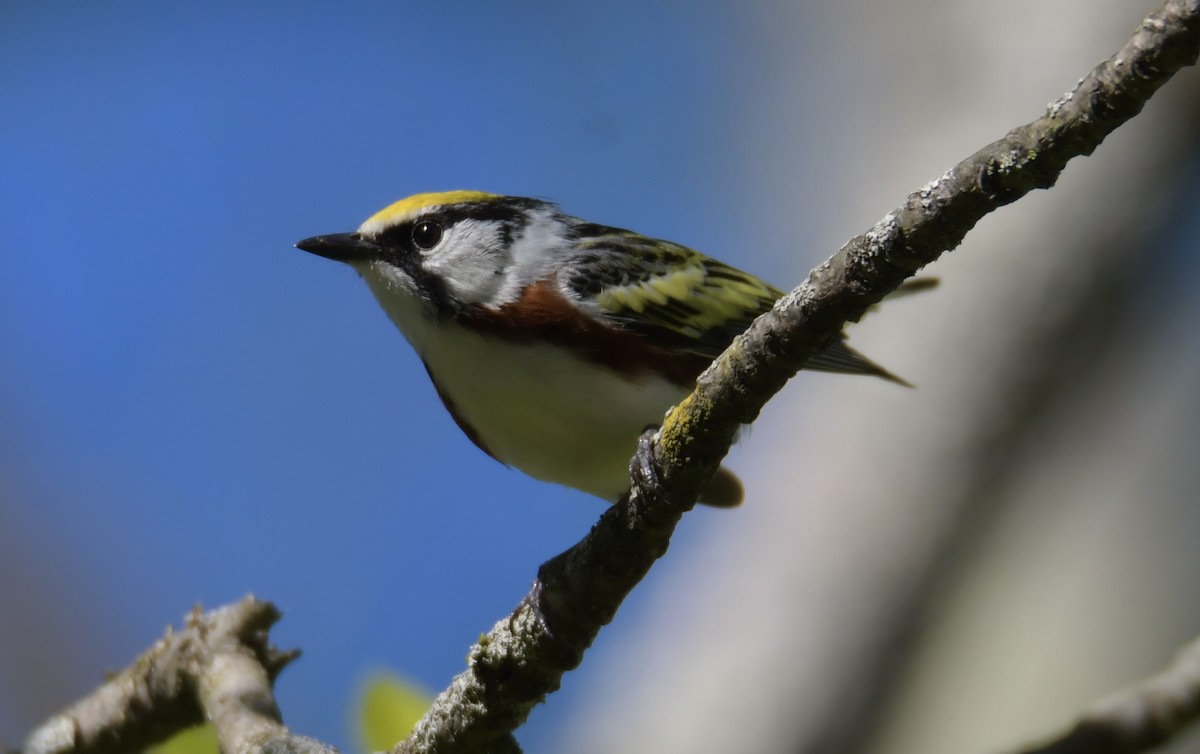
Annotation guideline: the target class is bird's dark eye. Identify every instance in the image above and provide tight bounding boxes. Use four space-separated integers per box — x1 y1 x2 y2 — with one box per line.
411 220 443 250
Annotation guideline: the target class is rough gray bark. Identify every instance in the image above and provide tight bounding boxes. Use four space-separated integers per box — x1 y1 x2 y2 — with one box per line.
19 598 327 754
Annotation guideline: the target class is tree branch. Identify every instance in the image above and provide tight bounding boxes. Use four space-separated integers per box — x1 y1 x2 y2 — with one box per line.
1014 637 1200 754
18 597 328 754
392 1 1200 752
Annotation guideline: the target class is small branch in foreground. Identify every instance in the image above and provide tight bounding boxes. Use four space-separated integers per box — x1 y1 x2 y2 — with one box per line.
19 597 328 754
392 2 1200 752
191 602 331 754
1015 637 1200 754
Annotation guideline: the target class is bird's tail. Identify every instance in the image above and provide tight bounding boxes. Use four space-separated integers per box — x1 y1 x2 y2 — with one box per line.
805 339 912 387
803 275 937 386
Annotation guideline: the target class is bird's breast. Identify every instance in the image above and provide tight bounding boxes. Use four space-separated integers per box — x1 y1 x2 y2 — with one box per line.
416 320 691 501
360 268 697 501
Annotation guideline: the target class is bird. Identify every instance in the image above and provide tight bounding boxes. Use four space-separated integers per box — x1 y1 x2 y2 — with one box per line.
297 191 908 507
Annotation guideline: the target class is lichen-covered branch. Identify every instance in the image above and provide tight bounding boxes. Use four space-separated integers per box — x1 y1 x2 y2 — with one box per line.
19 597 329 754
391 2 1200 752
1014 637 1200 754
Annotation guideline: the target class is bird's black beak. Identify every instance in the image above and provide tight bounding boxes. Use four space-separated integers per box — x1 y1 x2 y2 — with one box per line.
295 233 380 262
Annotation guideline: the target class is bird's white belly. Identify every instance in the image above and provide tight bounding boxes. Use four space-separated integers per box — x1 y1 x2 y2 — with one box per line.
358 267 691 501
419 322 689 502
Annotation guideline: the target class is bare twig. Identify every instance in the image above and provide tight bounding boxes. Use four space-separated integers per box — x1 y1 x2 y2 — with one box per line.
190 602 330 754
19 597 328 754
1014 637 1200 754
392 2 1200 752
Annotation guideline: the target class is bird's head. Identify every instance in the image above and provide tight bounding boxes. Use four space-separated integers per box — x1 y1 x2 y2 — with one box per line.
297 191 568 316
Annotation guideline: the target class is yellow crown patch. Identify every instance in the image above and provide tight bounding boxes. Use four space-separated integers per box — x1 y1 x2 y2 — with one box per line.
360 190 500 233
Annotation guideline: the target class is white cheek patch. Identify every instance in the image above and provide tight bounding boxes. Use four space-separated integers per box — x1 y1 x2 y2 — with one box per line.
356 204 573 310
423 220 510 306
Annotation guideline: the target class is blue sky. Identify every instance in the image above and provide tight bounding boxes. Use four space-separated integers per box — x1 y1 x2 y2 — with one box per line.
0 3 823 750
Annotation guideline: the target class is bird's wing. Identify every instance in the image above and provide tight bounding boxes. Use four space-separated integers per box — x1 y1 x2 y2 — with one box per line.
562 227 778 361
561 225 907 383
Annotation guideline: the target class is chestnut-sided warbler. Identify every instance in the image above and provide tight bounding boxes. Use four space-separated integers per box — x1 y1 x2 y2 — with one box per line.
297 191 906 507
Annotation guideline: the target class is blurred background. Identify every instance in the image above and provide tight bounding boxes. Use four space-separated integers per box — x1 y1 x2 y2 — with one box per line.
3 2 1199 753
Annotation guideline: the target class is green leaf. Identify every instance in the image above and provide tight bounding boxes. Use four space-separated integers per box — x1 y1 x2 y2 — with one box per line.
355 670 433 752
146 724 218 754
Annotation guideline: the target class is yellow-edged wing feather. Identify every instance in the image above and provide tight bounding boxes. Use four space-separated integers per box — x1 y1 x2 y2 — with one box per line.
563 225 907 383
